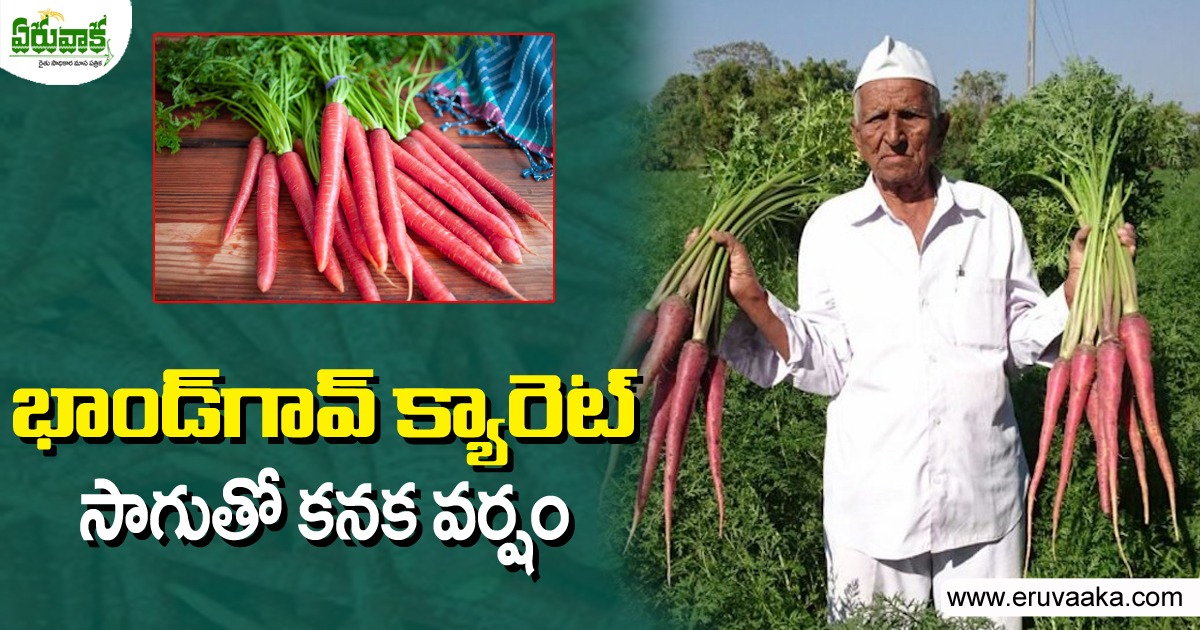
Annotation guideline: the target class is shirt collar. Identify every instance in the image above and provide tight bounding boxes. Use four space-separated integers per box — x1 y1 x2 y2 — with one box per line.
853 172 959 226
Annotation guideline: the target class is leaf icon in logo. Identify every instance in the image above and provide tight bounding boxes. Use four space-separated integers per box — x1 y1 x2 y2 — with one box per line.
36 9 64 22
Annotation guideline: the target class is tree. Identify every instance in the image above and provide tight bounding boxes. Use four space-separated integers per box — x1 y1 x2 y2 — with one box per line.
1143 100 1198 169
698 59 753 153
1189 111 1200 169
637 73 705 170
950 70 1007 120
745 58 855 139
637 43 857 170
692 41 778 76
940 70 1009 173
790 57 855 93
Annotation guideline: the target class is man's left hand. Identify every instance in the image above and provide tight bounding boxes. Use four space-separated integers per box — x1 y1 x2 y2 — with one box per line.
1065 222 1137 307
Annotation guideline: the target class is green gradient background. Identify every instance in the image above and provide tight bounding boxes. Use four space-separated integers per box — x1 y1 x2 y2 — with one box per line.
0 1 653 627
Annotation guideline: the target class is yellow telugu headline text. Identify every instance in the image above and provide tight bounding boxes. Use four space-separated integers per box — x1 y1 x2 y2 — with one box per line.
12 368 641 470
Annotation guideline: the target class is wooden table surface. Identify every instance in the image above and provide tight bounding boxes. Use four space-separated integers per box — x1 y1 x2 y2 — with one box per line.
153 98 554 303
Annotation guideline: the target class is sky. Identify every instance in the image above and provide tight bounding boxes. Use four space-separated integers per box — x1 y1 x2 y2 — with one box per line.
643 0 1200 111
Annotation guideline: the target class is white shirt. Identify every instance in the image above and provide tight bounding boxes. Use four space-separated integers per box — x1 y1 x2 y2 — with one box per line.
718 175 1069 560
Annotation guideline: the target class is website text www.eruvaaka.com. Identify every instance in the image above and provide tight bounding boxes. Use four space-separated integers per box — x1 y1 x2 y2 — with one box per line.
943 579 1195 617
948 585 1183 609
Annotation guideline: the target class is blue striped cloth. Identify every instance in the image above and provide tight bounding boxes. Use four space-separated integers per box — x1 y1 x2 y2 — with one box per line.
426 35 554 181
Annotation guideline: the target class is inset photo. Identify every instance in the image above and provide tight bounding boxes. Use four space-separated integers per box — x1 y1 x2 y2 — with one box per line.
153 34 554 302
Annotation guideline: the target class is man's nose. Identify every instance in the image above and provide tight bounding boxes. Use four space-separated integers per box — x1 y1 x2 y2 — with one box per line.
884 116 904 147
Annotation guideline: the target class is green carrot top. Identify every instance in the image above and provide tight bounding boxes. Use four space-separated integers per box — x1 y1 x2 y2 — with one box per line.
155 36 307 155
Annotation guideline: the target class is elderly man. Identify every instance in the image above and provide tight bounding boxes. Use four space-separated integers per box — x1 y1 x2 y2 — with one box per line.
710 36 1133 628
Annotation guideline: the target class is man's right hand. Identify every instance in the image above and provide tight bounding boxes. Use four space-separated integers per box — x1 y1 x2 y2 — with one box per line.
709 230 766 307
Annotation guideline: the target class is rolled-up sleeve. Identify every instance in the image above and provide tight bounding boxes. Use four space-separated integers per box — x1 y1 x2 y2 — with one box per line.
1004 207 1071 370
717 218 852 396
718 292 811 388
1008 284 1069 369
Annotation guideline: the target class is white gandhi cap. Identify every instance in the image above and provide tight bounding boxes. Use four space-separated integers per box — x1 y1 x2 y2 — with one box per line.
854 35 938 92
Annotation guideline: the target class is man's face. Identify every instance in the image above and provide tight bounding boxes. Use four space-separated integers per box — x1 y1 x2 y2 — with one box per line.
851 78 949 191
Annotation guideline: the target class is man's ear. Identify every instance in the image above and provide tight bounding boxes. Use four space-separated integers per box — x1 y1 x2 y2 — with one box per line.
930 110 951 158
849 119 868 162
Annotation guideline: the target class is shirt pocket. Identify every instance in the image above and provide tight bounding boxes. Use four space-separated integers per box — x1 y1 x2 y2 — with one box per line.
951 276 1007 350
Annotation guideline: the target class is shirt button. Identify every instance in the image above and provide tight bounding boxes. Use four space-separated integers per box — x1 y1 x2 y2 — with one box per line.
933 416 941 426
919 297 929 308
928 353 937 364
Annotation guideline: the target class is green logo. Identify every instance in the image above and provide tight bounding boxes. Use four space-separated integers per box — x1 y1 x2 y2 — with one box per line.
10 9 113 67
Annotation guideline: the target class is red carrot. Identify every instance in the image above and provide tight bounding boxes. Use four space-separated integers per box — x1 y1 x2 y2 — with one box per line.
343 116 387 272
636 295 693 400
1119 312 1179 540
277 151 345 293
288 141 371 298
371 128 413 299
392 173 524 300
390 141 514 241
1122 388 1150 525
334 198 380 302
291 139 310 164
405 132 532 253
703 356 728 538
337 166 373 271
223 135 265 243
1085 379 1110 516
295 136 378 279
409 247 456 302
1097 337 1132 575
403 136 530 260
377 200 415 299
625 365 677 552
417 122 551 229
1096 339 1125 522
255 153 279 293
1053 344 1097 544
466 175 531 255
488 233 523 265
1025 357 1070 573
411 128 537 247
393 166 500 264
663 340 709 584
313 101 349 272
614 309 658 369
505 219 531 256
601 308 662 501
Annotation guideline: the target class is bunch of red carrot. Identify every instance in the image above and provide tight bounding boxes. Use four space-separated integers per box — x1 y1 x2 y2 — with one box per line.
609 90 862 583
156 35 550 302
1025 112 1179 575
616 170 843 583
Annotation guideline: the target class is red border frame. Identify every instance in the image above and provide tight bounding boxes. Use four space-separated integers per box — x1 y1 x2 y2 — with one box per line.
151 31 556 305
